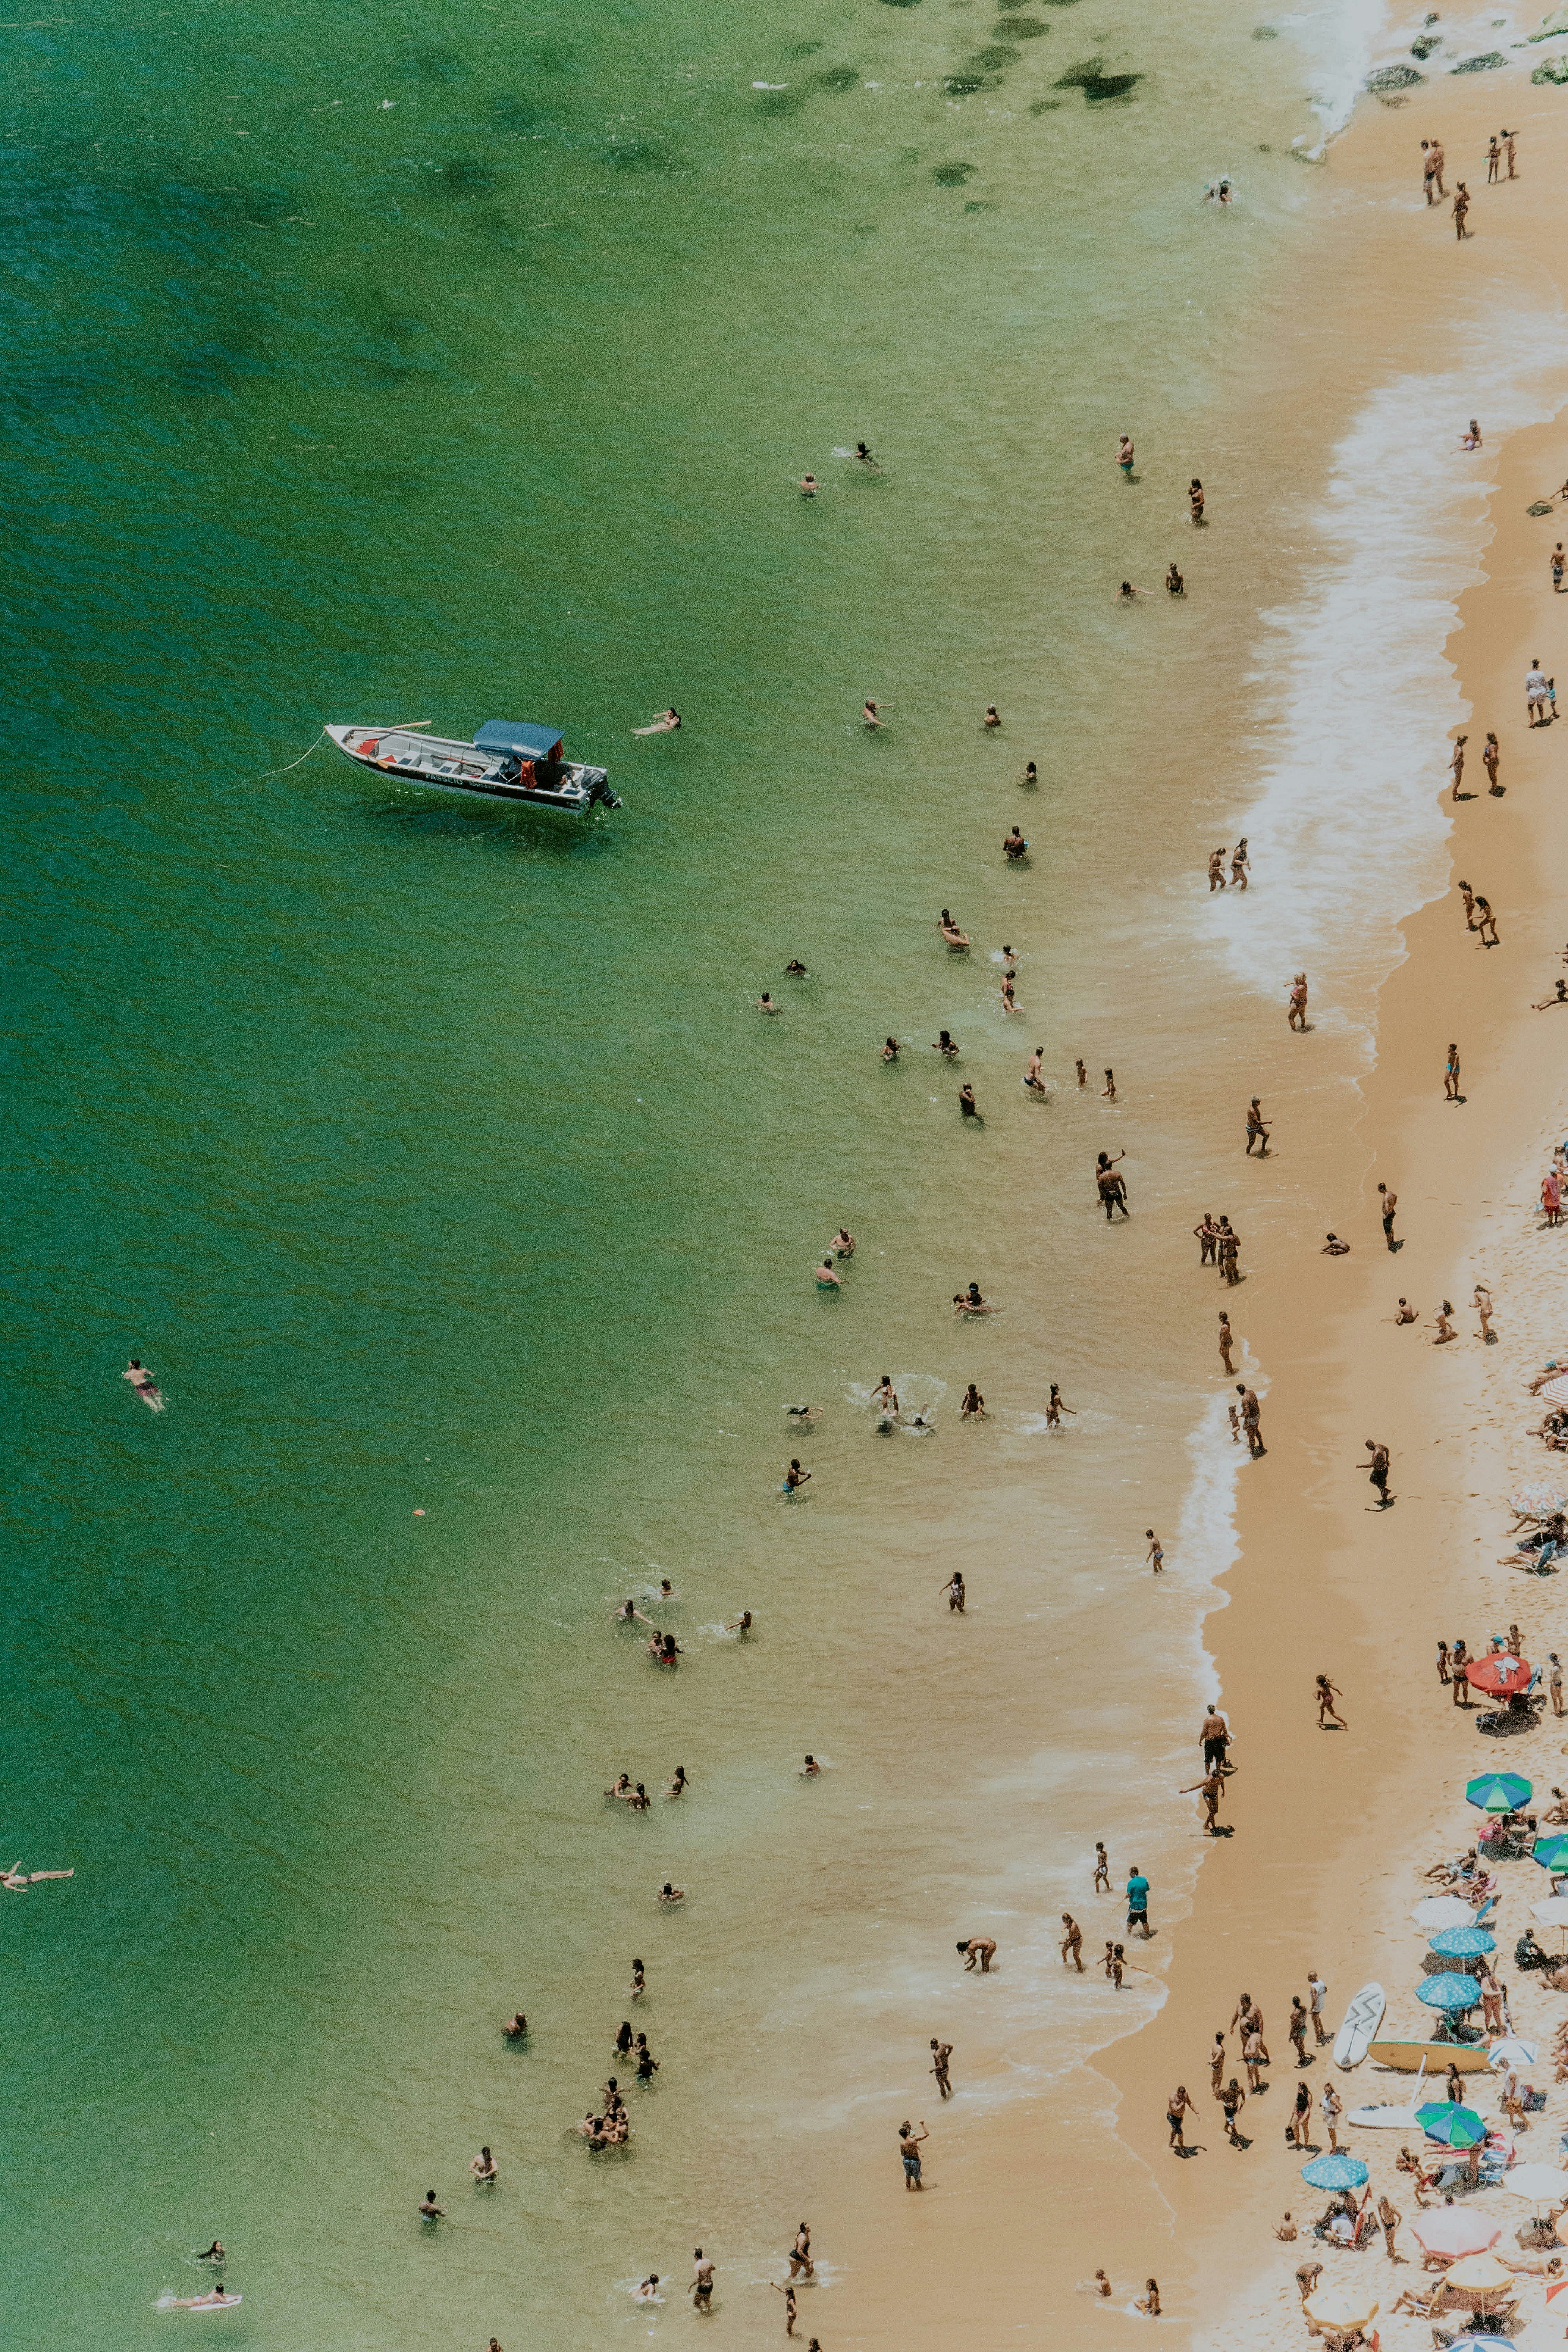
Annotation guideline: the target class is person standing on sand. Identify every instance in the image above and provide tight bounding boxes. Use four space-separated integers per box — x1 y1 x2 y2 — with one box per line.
1288 972 1308 1030
1503 127 1516 178
1430 137 1446 195
1167 2084 1195 2149
1218 2076 1246 2145
1201 1706 1231 1773
1377 2192 1402 2259
1444 1042 1463 1102
1362 1437 1393 1505
1486 134 1501 184
1218 1311 1236 1372
1451 736 1468 798
1316 1675 1348 1729
1482 733 1501 791
1237 1384 1264 1456
1528 659 1551 726
1321 2081 1343 2151
1180 1768 1225 1833
1452 182 1470 238
1308 1970 1330 2043
1421 139 1437 203
1289 1996 1310 2063
1244 1097 1271 1154
1378 1182 1400 1251
1061 1914 1084 1971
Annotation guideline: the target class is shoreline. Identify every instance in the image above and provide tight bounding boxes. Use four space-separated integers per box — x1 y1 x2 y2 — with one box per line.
1106 67 1568 2345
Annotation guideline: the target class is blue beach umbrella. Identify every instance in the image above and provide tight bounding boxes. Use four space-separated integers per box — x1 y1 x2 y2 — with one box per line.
1416 2102 1488 2148
1417 1973 1480 2012
1534 1834 1568 1871
1430 1926 1497 1959
1466 1771 1532 1811
1301 2153 1370 2189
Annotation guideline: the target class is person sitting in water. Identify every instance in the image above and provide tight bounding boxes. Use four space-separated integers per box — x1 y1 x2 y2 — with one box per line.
1166 563 1184 595
1004 827 1028 860
882 1036 900 1060
960 1383 987 1418
814 1258 840 1288
471 2145 499 2181
502 2011 528 2039
800 1755 822 1776
657 1881 686 1904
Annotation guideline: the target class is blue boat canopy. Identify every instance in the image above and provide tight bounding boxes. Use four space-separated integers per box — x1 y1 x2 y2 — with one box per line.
474 720 564 760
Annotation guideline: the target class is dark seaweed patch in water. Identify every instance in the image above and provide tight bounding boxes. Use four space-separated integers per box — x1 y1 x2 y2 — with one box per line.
607 138 676 167
880 1 922 10
1054 58 1140 97
492 94 552 132
964 198 994 210
1028 97 1060 109
0 357 111 415
932 160 977 183
402 44 466 82
970 44 1018 65
430 157 501 196
943 73 989 93
379 314 426 344
170 341 243 395
755 91 804 115
999 17 1049 35
815 65 860 88
788 37 824 53
1252 23 1279 36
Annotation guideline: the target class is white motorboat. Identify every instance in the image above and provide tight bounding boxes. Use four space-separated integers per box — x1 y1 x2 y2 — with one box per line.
326 720 619 817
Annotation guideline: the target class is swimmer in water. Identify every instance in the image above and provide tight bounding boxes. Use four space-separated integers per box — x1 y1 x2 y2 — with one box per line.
502 2011 528 2037
632 709 681 735
1021 760 1038 785
874 1375 900 1416
933 1030 960 1058
799 474 817 497
1166 562 1184 595
1046 1384 1076 1425
984 705 1002 728
166 2288 241 2309
1025 1047 1048 1094
814 1258 840 1289
635 2277 662 2302
783 1459 811 1493
667 1766 689 1798
960 1383 986 1418
659 1579 676 1601
1117 434 1135 476
759 991 780 1014
197 2243 226 2265
938 910 971 948
658 1882 686 1904
882 1036 900 1060
1189 479 1205 522
725 1610 753 1634
1003 826 1028 861
958 1083 977 1117
831 1227 855 1257
863 699 886 727
0 1863 73 1889
784 959 808 976
786 1403 819 1420
471 2145 499 2182
960 1282 992 1314
629 1959 646 1996
614 1599 654 1625
1076 1059 1087 1087
940 1572 966 1612
1000 976 1018 1013
855 441 877 467
418 2191 446 2219
123 1357 165 1410
1116 580 1147 600
800 1755 822 1775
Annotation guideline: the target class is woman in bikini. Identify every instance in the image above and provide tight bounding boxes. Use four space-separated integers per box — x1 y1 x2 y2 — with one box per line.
1483 731 1501 792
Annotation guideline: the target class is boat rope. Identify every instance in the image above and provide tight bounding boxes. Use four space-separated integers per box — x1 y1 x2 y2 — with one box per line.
235 727 328 786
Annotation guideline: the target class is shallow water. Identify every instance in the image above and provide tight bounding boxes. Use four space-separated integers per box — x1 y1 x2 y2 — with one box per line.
7 0 1381 2343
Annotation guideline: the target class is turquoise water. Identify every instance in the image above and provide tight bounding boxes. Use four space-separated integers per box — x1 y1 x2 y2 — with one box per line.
8 1 1343 2341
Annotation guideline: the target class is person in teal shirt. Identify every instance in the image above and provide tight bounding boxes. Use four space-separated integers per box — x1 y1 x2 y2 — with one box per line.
1125 1869 1152 1939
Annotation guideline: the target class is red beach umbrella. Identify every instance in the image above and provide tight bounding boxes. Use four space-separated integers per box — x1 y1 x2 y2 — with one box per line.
1466 1654 1534 1698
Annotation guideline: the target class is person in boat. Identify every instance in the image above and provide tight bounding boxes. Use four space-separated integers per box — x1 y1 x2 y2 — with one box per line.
633 710 681 735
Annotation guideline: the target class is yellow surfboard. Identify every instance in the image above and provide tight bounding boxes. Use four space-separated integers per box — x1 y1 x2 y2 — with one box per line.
1367 2039 1491 2073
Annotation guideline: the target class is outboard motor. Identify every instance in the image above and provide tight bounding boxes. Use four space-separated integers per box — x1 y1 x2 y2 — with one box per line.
588 776 622 809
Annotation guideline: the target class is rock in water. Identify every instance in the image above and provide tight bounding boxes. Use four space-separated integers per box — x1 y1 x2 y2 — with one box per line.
1365 62 1424 88
1449 50 1506 71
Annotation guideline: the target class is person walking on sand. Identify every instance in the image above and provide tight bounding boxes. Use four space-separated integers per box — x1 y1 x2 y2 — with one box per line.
898 2120 929 2188
1218 1312 1236 1373
1503 127 1516 178
1167 2083 1196 2149
1430 136 1446 196
1219 2076 1246 2145
1421 139 1437 204
1528 659 1551 726
1444 1042 1462 1102
1230 838 1250 889
1181 1768 1225 1834
1244 1097 1271 1155
1553 546 1565 593
1061 1914 1084 1971
1487 134 1501 185
1378 1182 1400 1251
1219 1222 1240 1285
1125 1866 1152 1938
1316 1674 1348 1729
1377 2192 1402 2259
1201 1706 1231 1774
1321 2081 1343 2152
1450 735 1468 798
1361 1437 1392 1506
1287 971 1308 1030
930 2039 954 2096
1482 732 1501 792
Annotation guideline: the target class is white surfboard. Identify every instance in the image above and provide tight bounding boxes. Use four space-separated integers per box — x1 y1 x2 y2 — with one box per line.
1333 1981 1385 2069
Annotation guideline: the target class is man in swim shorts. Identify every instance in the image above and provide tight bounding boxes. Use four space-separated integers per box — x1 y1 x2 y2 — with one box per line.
898 2120 929 2186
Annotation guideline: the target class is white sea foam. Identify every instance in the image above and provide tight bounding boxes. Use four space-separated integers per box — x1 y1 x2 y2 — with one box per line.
1212 321 1568 1036
1275 0 1392 149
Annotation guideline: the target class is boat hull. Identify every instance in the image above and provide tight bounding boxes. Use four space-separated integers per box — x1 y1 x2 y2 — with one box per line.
325 727 615 819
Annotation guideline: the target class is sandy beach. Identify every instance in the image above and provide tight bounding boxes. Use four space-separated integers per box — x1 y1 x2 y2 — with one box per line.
797 51 1568 2352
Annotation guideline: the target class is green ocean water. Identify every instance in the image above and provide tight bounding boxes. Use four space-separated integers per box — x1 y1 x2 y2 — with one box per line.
7 1 1343 2342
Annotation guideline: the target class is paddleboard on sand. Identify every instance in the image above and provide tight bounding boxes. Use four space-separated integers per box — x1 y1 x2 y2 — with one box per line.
1333 1982 1385 2069
1367 2038 1492 2073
